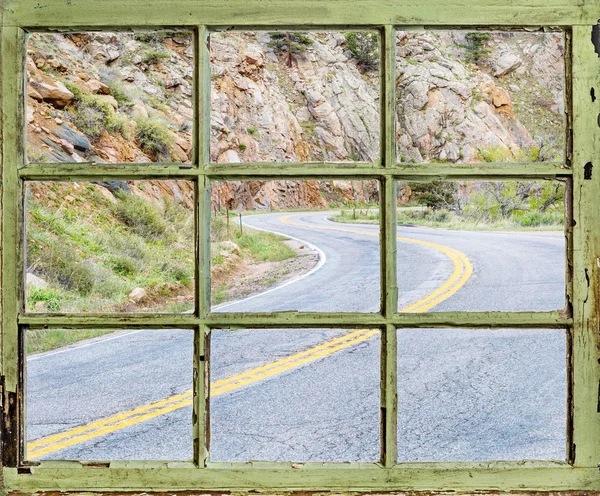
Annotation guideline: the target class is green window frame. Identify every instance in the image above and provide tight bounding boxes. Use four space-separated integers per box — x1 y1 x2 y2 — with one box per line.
2 0 600 492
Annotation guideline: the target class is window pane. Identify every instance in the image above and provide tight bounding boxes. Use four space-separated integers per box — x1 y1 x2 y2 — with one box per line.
26 31 193 164
26 329 193 460
388 180 566 312
210 31 380 163
210 328 380 462
398 328 566 461
26 180 195 313
210 179 380 312
396 30 565 164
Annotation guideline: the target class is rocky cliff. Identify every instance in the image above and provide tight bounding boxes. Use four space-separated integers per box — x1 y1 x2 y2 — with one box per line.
26 29 565 209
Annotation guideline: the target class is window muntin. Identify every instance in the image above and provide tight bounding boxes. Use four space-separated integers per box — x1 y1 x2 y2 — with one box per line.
3 13 595 494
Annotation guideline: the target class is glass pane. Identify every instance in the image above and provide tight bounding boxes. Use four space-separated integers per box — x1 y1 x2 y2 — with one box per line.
26 31 193 164
210 179 380 312
388 180 565 312
210 31 380 163
398 328 566 461
26 180 195 313
26 329 193 460
396 30 565 163
210 328 380 462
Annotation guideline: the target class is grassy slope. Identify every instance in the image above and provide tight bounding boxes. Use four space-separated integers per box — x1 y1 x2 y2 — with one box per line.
27 187 297 355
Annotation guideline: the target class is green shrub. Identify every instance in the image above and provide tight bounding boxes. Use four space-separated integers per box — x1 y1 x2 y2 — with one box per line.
514 211 563 227
27 287 64 312
112 192 169 240
107 253 139 276
344 32 379 72
162 260 193 284
134 117 174 157
164 199 194 242
72 94 130 140
239 144 247 152
107 81 132 105
63 81 85 101
142 50 170 65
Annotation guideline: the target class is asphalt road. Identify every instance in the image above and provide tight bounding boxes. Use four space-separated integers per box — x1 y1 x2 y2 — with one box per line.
27 212 567 463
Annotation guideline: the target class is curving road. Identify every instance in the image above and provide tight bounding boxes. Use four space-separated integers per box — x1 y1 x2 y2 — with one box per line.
27 211 567 463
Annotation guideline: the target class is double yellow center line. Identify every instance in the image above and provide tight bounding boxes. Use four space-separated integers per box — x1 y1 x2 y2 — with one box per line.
28 214 472 459
28 330 377 459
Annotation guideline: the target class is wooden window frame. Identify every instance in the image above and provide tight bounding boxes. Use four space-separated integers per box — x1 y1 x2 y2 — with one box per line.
2 0 600 492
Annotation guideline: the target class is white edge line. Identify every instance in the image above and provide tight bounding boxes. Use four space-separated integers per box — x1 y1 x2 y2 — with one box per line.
213 217 327 311
28 329 145 361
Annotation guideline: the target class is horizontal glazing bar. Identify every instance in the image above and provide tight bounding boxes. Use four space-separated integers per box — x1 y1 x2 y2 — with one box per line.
18 164 199 180
18 163 571 180
19 311 571 329
206 162 570 179
18 314 198 329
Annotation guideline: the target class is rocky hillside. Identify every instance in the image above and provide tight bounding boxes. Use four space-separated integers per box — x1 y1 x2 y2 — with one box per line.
26 29 565 209
396 30 564 163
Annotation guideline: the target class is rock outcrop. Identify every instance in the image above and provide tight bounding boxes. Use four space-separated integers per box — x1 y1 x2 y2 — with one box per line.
26 29 565 209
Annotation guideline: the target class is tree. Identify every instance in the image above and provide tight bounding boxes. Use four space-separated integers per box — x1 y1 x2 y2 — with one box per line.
344 32 378 72
464 32 491 65
408 181 464 213
268 32 313 67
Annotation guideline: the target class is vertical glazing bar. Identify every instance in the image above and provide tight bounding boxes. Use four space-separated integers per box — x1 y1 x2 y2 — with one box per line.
196 25 211 319
195 25 211 467
381 25 397 168
380 25 398 316
193 325 206 466
1 26 25 467
198 25 211 167
570 25 600 468
381 323 398 467
380 24 398 468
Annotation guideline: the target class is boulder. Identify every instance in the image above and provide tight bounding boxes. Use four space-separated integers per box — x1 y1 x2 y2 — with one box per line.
128 287 146 303
27 85 43 102
130 100 149 120
34 77 75 108
491 87 512 108
219 240 241 256
492 51 522 77
85 78 110 95
26 273 49 290
54 125 91 152
95 94 119 110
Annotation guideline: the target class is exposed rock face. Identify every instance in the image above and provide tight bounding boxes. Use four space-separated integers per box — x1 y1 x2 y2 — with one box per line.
210 32 380 165
26 29 565 210
395 31 553 164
